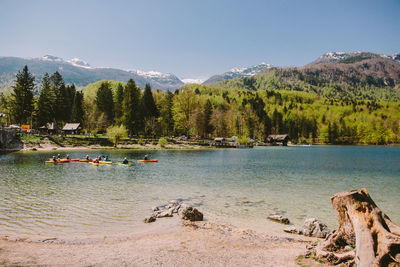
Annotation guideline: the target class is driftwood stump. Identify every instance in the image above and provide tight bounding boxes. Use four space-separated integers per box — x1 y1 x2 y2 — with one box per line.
314 188 400 266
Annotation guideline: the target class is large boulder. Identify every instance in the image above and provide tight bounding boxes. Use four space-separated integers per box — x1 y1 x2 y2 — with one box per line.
302 218 330 238
178 205 203 221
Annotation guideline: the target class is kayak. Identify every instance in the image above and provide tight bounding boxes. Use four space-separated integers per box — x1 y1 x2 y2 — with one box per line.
79 159 90 162
116 162 133 165
71 159 81 162
91 162 99 166
137 160 158 163
57 159 71 163
45 160 57 164
99 161 112 165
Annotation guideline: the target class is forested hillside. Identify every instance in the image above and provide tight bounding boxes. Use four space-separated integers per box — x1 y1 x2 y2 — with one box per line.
213 52 400 101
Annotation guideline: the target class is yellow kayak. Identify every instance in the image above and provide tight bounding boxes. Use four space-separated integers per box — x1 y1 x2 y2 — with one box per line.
91 162 99 166
99 161 112 165
116 162 133 165
45 160 57 164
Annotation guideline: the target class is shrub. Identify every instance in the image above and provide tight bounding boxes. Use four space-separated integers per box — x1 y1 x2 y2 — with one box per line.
158 137 168 148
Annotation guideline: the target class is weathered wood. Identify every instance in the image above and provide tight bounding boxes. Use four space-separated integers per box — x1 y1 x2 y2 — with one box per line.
314 188 400 266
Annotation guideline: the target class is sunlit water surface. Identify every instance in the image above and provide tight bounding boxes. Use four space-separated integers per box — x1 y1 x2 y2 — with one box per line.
0 146 399 238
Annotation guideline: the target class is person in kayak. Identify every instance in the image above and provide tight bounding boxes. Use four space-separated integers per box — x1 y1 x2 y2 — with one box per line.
93 158 99 163
85 155 90 160
144 154 149 160
97 156 102 161
66 154 70 160
52 156 57 162
122 157 129 164
105 155 110 161
57 154 61 159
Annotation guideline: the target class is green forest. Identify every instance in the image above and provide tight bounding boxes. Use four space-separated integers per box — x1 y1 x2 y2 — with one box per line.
1 65 400 145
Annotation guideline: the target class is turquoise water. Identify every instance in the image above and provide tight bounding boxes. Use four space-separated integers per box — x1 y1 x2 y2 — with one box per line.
0 146 399 237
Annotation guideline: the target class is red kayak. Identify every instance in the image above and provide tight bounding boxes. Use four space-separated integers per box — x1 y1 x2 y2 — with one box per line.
71 159 81 162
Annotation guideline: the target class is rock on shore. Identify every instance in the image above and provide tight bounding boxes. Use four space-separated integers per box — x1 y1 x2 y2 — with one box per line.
144 200 203 223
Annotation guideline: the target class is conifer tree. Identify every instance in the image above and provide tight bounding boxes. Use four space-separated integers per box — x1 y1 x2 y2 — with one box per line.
71 91 84 124
203 99 213 138
50 71 68 123
142 83 159 118
122 79 141 135
10 66 35 124
114 83 124 124
95 82 114 124
37 73 55 126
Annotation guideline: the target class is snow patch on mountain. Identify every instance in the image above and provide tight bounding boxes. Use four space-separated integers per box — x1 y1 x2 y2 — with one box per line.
41 55 64 62
67 58 93 69
182 78 206 84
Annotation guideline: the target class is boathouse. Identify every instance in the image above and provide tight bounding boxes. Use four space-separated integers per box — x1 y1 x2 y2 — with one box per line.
267 134 289 146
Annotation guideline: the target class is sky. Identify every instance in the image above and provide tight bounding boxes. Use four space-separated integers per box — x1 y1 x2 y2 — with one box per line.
0 0 399 80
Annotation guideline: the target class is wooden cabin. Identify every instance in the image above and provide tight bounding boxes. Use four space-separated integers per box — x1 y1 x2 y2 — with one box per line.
267 134 289 146
62 123 81 135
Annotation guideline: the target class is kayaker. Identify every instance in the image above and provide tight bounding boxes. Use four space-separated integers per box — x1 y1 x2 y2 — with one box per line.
52 156 57 162
66 154 70 160
105 155 110 161
97 156 102 161
122 157 128 164
57 154 61 159
85 155 90 160
93 158 99 163
144 154 149 160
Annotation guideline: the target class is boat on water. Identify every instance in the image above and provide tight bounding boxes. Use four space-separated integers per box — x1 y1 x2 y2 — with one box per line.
99 161 112 165
45 160 57 164
91 162 99 166
57 159 71 163
79 159 90 162
137 160 158 163
116 162 133 165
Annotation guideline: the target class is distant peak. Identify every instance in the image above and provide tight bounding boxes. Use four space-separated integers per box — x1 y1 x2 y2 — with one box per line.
41 55 64 62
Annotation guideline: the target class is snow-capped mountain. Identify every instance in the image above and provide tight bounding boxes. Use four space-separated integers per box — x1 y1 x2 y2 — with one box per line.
203 62 272 85
0 55 184 91
312 51 400 65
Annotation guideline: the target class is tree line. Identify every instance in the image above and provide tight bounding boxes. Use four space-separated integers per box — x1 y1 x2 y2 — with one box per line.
1 66 400 145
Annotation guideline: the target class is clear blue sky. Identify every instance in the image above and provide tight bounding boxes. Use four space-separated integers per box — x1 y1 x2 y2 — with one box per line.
0 0 399 79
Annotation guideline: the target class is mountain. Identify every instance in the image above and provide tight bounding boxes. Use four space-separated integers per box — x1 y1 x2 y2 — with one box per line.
211 51 400 100
0 55 184 92
203 62 272 85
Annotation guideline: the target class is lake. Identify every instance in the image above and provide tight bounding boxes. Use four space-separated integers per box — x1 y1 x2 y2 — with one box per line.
0 146 399 238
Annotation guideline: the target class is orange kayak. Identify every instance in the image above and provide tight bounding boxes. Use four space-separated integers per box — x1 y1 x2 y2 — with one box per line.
71 159 81 162
57 159 71 163
137 160 158 163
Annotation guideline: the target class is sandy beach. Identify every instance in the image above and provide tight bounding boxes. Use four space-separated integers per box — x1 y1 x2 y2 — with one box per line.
0 218 325 266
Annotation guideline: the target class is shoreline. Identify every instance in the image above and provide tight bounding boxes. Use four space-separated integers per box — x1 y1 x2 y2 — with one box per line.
0 217 323 266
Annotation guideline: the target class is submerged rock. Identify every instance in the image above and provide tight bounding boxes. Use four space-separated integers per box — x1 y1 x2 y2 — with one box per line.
283 226 302 234
267 215 290 224
302 218 330 238
178 205 203 221
144 216 156 223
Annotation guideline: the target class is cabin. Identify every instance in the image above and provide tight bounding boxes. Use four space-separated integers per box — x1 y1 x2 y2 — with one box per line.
62 123 81 135
38 122 58 135
267 134 289 146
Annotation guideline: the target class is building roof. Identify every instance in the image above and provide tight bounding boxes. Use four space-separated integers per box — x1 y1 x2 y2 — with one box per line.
46 122 57 130
268 134 289 141
62 123 80 131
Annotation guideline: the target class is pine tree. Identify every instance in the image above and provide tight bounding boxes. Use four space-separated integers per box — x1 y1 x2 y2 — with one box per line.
203 99 213 138
142 83 159 118
10 66 35 125
37 73 55 126
71 91 84 124
95 82 114 124
50 72 68 123
122 79 141 135
114 83 124 124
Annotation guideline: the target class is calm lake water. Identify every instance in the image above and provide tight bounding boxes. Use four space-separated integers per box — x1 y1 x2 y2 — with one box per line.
0 146 399 238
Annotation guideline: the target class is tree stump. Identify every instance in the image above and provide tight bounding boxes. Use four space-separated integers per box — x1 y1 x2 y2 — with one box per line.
314 188 400 266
